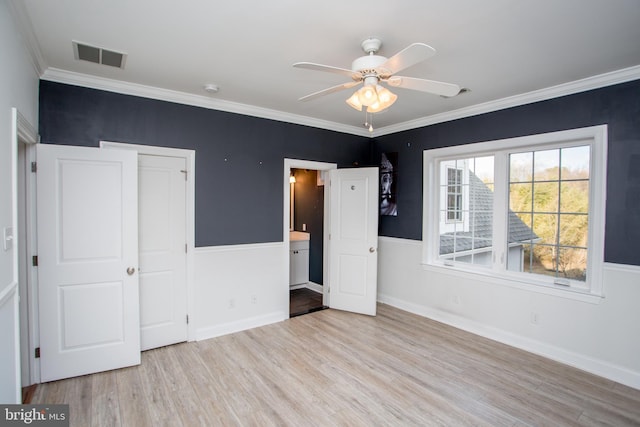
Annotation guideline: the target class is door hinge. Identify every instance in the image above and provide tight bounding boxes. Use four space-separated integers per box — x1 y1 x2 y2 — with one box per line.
31 162 37 173
180 169 188 181
35 347 40 358
185 244 188 254
186 315 189 324
32 255 38 266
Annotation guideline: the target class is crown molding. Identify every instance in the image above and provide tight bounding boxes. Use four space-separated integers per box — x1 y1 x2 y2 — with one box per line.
40 64 640 140
40 68 371 137
7 0 46 76
373 65 640 137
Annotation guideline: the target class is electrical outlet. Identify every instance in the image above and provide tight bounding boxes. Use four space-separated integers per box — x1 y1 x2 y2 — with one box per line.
251 295 257 304
452 295 460 305
228 298 235 309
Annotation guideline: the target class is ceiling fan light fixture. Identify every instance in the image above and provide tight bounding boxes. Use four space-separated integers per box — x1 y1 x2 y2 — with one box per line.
366 85 397 113
357 84 378 106
346 92 363 111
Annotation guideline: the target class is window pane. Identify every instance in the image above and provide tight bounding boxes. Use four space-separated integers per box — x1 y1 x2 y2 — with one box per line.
559 214 588 247
517 243 534 273
473 237 493 251
470 156 494 183
533 182 558 213
558 247 587 281
510 152 532 182
451 236 473 254
469 210 493 240
560 181 589 213
439 156 494 265
561 146 590 176
509 182 532 212
534 149 559 181
531 244 558 278
509 212 535 243
532 213 558 246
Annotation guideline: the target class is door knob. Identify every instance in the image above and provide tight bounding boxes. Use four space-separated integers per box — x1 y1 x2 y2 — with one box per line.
127 267 136 275
369 247 376 253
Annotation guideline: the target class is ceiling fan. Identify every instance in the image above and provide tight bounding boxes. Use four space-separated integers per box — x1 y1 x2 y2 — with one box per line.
293 38 462 114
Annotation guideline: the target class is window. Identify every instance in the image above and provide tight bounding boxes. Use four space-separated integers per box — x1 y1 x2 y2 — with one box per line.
423 126 607 298
446 167 463 222
440 158 494 266
508 146 591 282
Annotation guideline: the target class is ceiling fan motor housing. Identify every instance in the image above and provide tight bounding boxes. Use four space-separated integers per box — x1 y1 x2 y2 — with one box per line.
351 55 388 81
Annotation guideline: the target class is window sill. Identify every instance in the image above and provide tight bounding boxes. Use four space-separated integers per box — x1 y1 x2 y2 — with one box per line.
421 262 604 304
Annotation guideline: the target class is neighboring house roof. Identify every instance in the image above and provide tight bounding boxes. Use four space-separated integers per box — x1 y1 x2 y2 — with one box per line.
440 172 537 255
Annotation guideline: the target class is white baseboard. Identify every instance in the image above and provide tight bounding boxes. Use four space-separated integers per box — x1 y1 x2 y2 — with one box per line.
306 281 323 293
289 282 323 293
195 311 287 342
378 293 640 391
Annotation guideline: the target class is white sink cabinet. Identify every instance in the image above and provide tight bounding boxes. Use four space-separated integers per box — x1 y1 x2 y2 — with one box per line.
289 232 310 286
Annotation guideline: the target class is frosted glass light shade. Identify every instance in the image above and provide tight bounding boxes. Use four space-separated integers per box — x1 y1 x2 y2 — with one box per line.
366 85 397 113
346 92 363 111
357 85 378 106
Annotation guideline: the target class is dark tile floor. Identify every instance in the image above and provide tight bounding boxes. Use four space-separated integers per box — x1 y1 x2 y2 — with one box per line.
289 288 326 317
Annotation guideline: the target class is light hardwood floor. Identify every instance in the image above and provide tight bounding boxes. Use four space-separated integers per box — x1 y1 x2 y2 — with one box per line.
32 304 640 426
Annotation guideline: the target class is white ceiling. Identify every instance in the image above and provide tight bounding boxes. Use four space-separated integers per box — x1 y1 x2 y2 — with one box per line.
16 0 640 136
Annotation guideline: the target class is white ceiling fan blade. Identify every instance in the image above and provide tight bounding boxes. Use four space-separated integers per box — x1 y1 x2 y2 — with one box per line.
379 43 436 75
293 62 358 79
387 76 461 97
298 81 361 102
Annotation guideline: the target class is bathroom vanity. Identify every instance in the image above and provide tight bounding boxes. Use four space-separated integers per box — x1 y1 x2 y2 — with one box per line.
289 231 310 286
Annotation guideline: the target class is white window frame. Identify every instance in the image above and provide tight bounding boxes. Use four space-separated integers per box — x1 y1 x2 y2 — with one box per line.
422 125 607 302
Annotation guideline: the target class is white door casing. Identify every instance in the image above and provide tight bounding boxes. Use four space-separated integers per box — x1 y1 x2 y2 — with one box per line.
283 159 336 313
37 144 140 382
138 154 188 350
328 167 379 316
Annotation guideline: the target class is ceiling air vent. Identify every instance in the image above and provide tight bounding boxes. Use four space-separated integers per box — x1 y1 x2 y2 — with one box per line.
72 41 127 69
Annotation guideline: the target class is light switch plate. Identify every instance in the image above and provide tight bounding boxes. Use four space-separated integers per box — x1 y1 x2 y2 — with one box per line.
3 226 13 251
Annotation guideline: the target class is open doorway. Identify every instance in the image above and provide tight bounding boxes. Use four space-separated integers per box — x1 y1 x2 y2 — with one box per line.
289 168 325 317
283 159 336 318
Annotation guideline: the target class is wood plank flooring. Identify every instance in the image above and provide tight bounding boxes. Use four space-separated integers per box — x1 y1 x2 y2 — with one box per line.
32 304 640 426
290 288 325 317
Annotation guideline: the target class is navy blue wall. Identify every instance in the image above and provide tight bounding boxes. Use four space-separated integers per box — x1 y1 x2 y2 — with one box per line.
373 79 640 266
39 81 371 247
39 79 640 265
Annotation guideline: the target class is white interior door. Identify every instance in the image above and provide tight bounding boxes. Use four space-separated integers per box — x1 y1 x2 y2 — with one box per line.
328 167 379 316
138 154 187 351
37 144 140 382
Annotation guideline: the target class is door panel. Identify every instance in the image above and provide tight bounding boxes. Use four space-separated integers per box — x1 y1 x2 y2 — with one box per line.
328 167 379 316
37 144 140 382
138 154 187 350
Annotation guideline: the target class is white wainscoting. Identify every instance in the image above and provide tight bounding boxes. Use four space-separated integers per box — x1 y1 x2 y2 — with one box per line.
0 282 21 403
194 242 288 341
377 236 640 390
